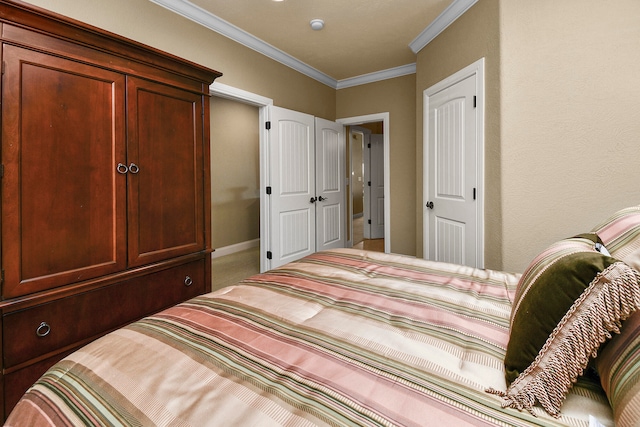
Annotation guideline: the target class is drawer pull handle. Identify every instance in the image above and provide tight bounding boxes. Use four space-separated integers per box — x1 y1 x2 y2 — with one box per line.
184 276 193 287
36 322 51 337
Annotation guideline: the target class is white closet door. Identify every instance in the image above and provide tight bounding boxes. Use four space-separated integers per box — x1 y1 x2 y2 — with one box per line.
425 74 478 267
265 108 346 270
268 106 316 269
315 117 346 252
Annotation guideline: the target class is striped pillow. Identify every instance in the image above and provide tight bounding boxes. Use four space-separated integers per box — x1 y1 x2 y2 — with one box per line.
488 234 640 418
595 311 640 427
592 205 640 270
592 206 640 426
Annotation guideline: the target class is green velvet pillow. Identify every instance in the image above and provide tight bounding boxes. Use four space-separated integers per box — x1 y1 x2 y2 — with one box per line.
487 233 640 417
505 233 617 383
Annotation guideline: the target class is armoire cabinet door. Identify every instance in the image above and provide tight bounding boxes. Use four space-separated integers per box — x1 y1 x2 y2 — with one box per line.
1 45 127 299
126 77 206 267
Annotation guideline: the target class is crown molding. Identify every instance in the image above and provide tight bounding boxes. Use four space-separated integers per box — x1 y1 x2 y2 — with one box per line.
149 0 337 87
150 0 472 88
409 0 478 53
336 63 416 90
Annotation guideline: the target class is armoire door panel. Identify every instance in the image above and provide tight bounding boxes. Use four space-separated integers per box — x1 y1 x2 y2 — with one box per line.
127 77 205 266
1 45 127 298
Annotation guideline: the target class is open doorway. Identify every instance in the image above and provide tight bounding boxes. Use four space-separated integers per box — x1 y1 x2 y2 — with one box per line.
209 82 272 283
338 113 390 254
349 124 384 253
209 95 261 289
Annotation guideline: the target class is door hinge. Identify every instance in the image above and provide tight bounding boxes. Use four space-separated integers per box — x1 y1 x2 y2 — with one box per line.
266 186 272 195
266 251 272 260
1 61 5 75
0 164 4 178
368 219 372 225
265 121 271 130
367 181 371 187
368 143 371 148
473 96 477 108
473 188 477 200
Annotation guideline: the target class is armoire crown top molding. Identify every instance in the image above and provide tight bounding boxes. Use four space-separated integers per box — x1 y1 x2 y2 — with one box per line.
149 0 476 89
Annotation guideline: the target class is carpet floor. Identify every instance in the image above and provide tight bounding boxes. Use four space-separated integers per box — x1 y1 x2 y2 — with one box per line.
212 219 384 291
211 246 260 292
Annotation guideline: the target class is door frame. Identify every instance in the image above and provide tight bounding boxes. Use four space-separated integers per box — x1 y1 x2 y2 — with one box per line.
337 113 390 254
422 58 484 268
209 82 273 272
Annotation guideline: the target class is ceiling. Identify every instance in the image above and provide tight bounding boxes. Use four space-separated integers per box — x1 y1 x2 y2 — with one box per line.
149 0 477 88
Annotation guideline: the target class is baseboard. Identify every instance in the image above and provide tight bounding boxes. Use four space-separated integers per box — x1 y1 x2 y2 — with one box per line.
212 238 260 259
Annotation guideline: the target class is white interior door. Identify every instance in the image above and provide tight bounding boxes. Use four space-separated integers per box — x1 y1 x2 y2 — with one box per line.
369 134 385 239
425 74 479 267
268 106 316 269
267 107 346 269
315 118 346 251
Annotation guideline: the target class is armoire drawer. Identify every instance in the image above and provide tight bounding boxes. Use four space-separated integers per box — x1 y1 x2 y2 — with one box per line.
3 348 75 419
3 259 205 369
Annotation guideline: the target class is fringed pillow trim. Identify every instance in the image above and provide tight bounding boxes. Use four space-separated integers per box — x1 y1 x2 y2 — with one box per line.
487 262 640 417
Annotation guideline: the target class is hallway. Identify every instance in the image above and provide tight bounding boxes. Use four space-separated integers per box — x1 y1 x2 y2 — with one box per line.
352 215 384 252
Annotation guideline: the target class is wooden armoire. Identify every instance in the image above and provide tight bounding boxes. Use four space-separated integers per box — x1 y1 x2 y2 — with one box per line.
0 0 221 418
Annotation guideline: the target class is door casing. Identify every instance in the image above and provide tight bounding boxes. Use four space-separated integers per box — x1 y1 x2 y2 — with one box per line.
338 113 391 254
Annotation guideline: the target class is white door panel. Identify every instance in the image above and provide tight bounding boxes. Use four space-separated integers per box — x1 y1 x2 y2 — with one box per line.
279 209 312 258
426 74 478 267
315 118 346 251
269 106 316 268
267 108 345 269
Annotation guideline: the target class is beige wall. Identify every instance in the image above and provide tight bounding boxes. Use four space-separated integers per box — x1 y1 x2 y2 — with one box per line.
415 0 502 267
23 0 336 119
337 74 417 256
417 0 640 273
499 0 640 273
210 97 260 249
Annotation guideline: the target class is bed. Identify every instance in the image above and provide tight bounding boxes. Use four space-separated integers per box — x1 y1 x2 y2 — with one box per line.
6 206 640 427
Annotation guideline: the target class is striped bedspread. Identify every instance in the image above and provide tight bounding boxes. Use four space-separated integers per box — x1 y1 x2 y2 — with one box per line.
6 249 613 426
